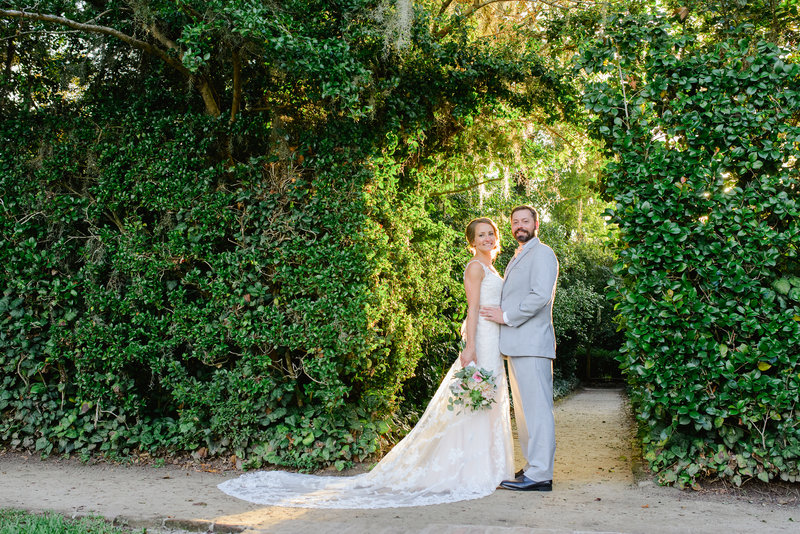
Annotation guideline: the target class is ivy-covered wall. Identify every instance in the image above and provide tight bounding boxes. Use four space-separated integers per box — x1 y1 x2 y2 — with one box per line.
1 1 578 470
0 96 478 469
580 12 800 486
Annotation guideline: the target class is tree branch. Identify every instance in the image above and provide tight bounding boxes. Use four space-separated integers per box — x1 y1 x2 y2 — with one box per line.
435 0 597 39
0 34 12 110
230 47 242 124
433 0 456 34
0 9 192 77
0 29 81 40
3 26 15 79
438 0 456 16
85 9 114 25
0 8 223 116
429 175 506 196
542 124 575 148
436 0 508 38
145 21 181 54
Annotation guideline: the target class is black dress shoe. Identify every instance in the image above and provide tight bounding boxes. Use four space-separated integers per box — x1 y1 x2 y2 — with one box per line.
499 476 552 491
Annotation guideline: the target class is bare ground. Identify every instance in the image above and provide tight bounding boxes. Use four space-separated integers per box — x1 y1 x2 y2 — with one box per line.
1 387 797 534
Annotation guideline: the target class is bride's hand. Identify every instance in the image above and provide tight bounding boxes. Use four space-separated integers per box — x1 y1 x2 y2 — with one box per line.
459 346 477 367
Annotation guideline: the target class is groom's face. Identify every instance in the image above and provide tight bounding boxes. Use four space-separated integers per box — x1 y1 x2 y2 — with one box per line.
511 210 538 244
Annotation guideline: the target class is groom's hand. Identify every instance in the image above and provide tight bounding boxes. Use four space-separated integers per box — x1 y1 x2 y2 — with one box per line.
480 306 505 324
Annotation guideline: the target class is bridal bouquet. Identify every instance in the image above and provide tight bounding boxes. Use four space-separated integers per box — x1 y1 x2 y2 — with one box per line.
447 364 497 413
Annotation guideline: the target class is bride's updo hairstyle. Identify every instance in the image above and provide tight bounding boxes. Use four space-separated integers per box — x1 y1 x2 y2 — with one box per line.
465 217 501 259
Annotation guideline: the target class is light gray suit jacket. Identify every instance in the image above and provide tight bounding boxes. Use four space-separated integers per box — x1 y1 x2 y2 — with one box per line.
499 237 559 359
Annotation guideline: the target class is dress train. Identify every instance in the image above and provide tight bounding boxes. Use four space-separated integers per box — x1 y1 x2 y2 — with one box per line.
217 263 512 508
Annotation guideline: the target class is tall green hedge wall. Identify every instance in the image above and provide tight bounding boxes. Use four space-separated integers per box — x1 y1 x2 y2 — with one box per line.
0 100 463 469
580 13 800 487
0 1 574 470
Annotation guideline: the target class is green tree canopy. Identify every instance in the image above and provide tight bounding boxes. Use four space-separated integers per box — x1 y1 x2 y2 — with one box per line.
1 0 594 469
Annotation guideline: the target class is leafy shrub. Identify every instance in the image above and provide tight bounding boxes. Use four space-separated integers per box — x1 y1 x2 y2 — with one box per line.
579 12 800 486
0 1 571 470
0 95 466 470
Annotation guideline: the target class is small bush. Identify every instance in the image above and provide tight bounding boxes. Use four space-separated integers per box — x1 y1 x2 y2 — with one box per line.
0 509 141 534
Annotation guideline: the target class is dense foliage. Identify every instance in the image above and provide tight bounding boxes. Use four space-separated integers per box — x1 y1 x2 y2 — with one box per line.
579 9 800 486
1 0 603 470
432 116 621 390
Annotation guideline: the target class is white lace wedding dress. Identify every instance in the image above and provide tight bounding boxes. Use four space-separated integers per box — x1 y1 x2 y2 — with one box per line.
217 261 513 508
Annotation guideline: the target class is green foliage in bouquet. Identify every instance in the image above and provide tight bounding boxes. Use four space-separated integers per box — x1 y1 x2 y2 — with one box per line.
447 366 497 414
579 10 800 487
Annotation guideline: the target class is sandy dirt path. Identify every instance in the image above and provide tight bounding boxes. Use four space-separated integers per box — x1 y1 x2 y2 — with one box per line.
1 387 797 533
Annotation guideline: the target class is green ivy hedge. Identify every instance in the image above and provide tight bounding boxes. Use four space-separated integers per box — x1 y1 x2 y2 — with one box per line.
580 13 800 487
0 1 595 471
0 95 469 469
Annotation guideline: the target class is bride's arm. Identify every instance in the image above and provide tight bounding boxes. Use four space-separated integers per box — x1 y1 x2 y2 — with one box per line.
460 262 484 367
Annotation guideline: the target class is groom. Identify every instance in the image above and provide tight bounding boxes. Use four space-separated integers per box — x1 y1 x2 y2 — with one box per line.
481 205 558 492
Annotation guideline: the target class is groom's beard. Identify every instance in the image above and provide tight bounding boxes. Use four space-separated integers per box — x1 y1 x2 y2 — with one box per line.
515 230 533 243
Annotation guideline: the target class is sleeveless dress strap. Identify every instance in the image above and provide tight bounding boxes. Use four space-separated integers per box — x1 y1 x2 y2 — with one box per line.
463 259 489 279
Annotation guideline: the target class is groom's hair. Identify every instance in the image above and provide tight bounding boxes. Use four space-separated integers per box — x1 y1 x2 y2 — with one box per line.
511 205 539 233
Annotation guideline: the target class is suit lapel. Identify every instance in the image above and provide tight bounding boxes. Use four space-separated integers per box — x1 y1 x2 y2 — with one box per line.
504 238 539 279
504 255 519 275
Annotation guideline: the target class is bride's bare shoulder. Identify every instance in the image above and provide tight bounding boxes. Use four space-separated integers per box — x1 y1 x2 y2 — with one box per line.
464 259 485 273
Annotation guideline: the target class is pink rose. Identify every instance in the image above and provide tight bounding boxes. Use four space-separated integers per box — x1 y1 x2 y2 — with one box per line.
472 371 482 382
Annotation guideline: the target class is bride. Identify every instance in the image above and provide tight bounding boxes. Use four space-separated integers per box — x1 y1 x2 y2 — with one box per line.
217 218 514 508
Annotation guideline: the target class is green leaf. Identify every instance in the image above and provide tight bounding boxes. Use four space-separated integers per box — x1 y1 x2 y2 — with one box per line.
772 278 791 295
376 421 391 434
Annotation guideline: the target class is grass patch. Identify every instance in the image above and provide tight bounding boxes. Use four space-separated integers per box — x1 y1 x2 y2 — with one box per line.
0 509 144 534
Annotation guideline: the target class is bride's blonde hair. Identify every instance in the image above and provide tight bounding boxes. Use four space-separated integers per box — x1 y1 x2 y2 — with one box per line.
465 217 501 259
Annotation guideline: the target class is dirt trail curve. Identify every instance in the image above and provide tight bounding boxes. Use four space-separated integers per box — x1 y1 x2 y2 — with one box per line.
1 387 797 533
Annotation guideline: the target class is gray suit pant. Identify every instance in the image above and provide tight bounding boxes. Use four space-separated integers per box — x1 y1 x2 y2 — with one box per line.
506 356 555 482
